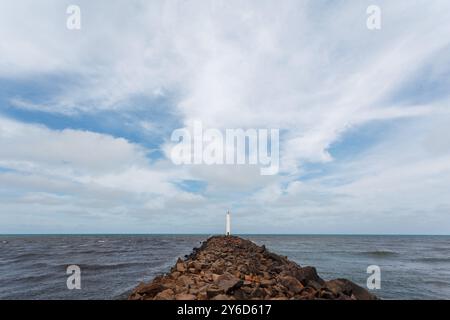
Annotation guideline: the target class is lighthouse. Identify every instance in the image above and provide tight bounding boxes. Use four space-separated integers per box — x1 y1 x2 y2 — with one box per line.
226 211 231 236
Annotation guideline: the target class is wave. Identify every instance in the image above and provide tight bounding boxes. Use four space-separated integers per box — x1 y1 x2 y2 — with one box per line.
4 273 54 284
424 280 450 287
81 261 151 271
358 250 398 257
12 252 50 260
414 257 450 263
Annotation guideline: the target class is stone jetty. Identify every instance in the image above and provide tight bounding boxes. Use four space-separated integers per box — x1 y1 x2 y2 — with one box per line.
129 236 377 300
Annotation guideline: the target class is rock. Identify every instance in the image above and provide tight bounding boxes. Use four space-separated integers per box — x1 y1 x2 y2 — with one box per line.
260 279 274 287
215 273 243 293
244 275 254 282
177 275 193 287
133 282 164 296
192 261 202 271
325 279 377 300
240 286 253 295
176 258 186 272
279 275 304 294
265 252 286 263
175 293 196 300
308 280 323 290
197 292 208 300
162 281 176 290
128 292 142 300
206 287 224 298
233 289 247 300
250 286 265 298
293 266 324 285
298 287 317 300
154 289 174 300
319 289 336 299
189 288 199 295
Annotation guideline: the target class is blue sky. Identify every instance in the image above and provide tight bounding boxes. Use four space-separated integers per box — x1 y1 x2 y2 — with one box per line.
0 0 450 234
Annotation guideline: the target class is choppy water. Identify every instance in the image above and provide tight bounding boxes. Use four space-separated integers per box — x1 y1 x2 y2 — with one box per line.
0 235 449 299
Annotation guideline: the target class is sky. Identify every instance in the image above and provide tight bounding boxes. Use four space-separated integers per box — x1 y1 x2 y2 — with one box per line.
0 0 450 234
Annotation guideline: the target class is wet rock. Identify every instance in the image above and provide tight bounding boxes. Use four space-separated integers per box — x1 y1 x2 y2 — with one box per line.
133 282 164 296
325 279 377 300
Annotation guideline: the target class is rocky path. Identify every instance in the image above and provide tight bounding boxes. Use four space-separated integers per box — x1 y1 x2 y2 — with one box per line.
129 236 377 300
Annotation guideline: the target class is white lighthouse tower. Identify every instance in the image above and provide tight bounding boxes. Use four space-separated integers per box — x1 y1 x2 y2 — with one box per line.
226 211 231 236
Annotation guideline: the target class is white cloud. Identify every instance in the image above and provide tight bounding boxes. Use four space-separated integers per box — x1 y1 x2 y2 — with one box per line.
0 116 205 231
1 1 450 232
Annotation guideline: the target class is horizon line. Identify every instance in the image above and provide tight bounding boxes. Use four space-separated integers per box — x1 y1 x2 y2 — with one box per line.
0 233 449 236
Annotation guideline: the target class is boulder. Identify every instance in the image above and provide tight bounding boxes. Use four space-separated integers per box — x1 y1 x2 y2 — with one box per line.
133 282 164 296
325 279 377 300
206 287 224 299
278 275 304 294
176 258 186 272
215 273 243 293
293 266 324 285
154 289 174 300
260 279 274 287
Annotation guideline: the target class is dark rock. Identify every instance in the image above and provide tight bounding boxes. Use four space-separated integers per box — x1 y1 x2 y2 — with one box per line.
278 275 304 294
260 279 274 287
325 279 377 300
134 282 164 296
206 287 225 298
215 273 243 293
233 289 247 300
293 266 325 285
250 286 265 298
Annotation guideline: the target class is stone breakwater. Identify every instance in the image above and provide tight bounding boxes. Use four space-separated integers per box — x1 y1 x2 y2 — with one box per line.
129 236 377 300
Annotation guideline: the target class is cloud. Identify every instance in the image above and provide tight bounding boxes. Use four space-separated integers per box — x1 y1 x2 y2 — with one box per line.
1 0 450 232
0 116 207 232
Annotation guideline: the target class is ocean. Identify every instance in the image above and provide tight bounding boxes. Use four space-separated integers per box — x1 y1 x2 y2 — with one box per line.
0 235 449 300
